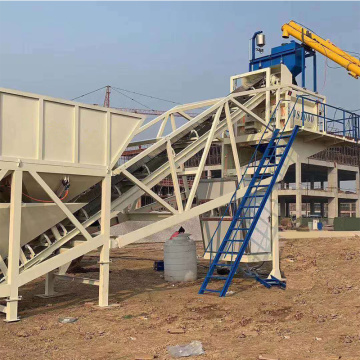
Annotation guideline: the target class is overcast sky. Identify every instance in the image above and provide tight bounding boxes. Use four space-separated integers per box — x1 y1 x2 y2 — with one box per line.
0 2 359 113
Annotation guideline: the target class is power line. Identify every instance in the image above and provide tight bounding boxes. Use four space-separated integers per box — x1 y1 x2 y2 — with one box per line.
342 50 360 58
71 85 180 109
111 86 180 104
71 86 107 101
326 63 342 69
111 87 154 110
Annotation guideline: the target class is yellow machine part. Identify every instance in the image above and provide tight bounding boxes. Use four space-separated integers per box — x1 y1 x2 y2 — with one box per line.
282 20 360 79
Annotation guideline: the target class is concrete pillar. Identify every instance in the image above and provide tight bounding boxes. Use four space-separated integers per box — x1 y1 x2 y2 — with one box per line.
320 202 325 218
328 167 338 193
310 201 315 216
296 158 302 221
328 198 338 219
280 198 286 217
310 175 315 190
328 167 338 219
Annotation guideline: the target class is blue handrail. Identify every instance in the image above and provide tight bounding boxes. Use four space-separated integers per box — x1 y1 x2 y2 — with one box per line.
297 96 359 141
203 96 302 258
220 96 301 253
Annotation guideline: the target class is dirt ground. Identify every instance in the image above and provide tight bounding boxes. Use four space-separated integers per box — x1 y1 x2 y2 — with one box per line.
1 235 360 360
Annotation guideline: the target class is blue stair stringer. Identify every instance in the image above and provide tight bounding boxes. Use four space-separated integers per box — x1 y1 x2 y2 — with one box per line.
254 275 286 290
199 125 299 297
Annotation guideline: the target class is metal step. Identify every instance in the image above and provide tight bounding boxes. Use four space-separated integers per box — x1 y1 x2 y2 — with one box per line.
274 135 291 140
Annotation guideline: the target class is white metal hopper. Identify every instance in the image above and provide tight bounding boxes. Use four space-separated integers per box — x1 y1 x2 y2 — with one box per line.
0 87 144 260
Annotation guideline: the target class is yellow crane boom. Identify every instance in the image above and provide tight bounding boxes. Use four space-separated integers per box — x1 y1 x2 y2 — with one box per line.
282 20 360 79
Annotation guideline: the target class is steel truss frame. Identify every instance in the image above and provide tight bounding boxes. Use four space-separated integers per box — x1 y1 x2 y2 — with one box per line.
0 167 111 322
0 81 348 320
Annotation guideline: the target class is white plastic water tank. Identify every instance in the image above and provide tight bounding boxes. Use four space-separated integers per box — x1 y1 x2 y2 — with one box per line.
164 233 197 282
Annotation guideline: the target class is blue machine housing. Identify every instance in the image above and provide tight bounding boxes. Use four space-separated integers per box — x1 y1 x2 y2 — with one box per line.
249 32 317 92
266 42 303 77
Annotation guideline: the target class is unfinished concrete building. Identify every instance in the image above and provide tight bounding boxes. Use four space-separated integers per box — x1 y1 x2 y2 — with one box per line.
279 145 359 222
126 143 359 224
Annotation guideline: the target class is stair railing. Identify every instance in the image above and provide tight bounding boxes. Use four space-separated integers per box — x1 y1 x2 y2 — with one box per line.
204 95 304 261
239 95 302 216
204 99 282 260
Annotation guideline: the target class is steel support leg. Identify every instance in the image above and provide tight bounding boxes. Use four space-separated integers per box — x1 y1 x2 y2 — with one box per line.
269 186 282 280
295 157 302 224
6 170 23 322
99 175 111 307
45 271 56 296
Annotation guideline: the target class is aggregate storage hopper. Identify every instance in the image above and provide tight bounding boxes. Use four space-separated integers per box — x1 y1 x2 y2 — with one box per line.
0 88 144 321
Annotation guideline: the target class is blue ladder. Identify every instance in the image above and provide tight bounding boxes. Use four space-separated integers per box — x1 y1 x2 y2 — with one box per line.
199 125 299 297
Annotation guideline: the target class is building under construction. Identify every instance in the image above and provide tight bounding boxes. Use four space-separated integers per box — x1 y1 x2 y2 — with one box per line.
122 142 360 221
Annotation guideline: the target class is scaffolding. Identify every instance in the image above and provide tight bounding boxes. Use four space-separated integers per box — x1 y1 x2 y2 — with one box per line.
311 144 360 167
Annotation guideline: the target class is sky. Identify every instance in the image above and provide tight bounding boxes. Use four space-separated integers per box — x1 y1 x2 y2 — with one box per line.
0 1 359 113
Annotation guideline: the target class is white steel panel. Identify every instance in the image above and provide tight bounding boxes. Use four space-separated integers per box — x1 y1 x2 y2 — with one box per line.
197 179 237 201
110 113 142 163
0 93 38 159
249 196 271 254
43 101 74 162
0 203 84 259
199 183 271 260
291 96 318 131
79 107 106 166
0 88 145 170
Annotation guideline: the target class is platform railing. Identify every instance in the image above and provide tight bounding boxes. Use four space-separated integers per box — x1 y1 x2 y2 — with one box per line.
299 97 360 142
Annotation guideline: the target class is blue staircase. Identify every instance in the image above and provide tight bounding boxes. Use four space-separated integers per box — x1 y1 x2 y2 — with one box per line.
199 125 299 297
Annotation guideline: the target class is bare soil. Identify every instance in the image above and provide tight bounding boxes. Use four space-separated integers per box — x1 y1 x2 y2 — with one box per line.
1 236 360 360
